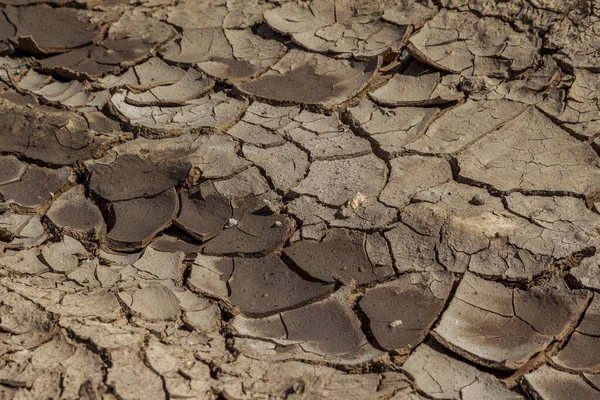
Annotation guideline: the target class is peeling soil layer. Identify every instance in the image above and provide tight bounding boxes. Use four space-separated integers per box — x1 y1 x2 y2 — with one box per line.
2 0 600 399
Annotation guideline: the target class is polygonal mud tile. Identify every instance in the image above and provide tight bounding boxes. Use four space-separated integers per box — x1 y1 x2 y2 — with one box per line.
174 182 232 241
547 6 600 70
242 142 309 193
384 222 443 274
118 282 180 322
107 347 166 400
409 9 539 77
504 193 600 259
45 186 105 241
231 289 385 366
359 272 453 354
212 167 275 203
433 272 590 370
0 248 49 275
0 211 30 241
202 195 294 256
238 49 379 107
188 254 233 298
106 188 178 252
379 155 452 209
144 338 214 398
172 288 220 333
402 344 521 400
551 68 600 139
132 248 185 285
227 102 298 147
286 194 397 232
345 99 440 159
404 99 528 154
280 110 373 161
291 153 387 206
552 296 600 372
215 355 419 400
522 364 600 400
157 0 271 30
369 60 463 106
457 107 600 198
283 228 394 285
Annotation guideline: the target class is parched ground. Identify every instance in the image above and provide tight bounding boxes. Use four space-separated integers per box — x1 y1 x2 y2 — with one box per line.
2 0 600 399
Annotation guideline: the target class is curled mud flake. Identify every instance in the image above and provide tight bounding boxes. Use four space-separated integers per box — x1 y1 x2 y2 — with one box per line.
0 163 71 213
157 0 271 30
106 188 178 252
433 272 590 370
4 5 102 54
39 10 176 79
522 364 600 400
87 153 191 202
109 90 248 136
238 49 380 107
369 60 464 106
359 271 454 354
162 27 284 82
202 195 294 256
408 9 539 78
402 343 521 400
283 228 394 285
226 253 333 317
174 182 232 242
125 69 215 106
264 0 428 59
231 290 385 366
0 101 128 166
46 186 105 241
568 254 600 291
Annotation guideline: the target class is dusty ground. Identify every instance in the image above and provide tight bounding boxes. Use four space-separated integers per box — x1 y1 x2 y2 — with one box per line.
1 0 600 398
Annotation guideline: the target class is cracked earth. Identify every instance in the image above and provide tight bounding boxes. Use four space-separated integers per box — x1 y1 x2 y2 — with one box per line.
2 0 600 399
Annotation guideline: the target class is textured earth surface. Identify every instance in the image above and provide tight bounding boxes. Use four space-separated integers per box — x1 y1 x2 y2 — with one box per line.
2 0 600 399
